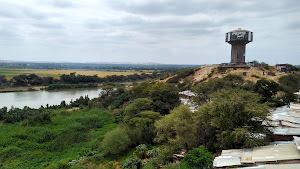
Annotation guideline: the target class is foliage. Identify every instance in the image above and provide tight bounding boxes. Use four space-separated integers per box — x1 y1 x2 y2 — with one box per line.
122 157 144 169
128 111 161 144
129 82 180 115
278 74 300 93
146 147 160 158
166 68 195 84
128 82 153 99
196 89 271 150
97 86 129 109
46 83 98 90
101 127 131 157
0 108 116 168
180 146 213 169
254 79 279 102
125 98 153 120
155 105 196 150
286 64 299 71
149 83 180 115
0 75 7 84
133 144 148 159
223 74 244 83
11 74 54 86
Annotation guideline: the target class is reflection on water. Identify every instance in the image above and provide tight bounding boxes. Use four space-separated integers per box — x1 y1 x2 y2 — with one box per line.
0 88 102 109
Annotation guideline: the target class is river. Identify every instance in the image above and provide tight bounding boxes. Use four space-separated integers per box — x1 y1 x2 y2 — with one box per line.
0 88 102 109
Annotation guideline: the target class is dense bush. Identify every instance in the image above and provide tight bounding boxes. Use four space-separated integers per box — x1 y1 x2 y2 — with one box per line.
278 74 300 93
0 108 116 168
101 127 131 157
167 68 195 83
122 157 144 169
180 146 212 169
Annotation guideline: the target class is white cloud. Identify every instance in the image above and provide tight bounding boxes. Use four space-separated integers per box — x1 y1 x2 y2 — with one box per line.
0 0 299 64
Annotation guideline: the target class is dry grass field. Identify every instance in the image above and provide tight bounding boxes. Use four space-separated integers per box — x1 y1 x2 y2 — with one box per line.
0 68 152 80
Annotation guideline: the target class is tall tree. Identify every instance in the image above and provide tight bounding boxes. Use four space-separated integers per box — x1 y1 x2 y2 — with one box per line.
254 79 279 102
154 105 196 150
149 83 180 115
196 89 271 150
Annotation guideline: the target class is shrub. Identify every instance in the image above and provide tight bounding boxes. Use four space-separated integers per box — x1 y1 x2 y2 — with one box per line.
146 148 160 158
134 144 148 159
251 74 260 78
101 127 131 157
180 146 212 169
122 157 144 169
0 146 22 159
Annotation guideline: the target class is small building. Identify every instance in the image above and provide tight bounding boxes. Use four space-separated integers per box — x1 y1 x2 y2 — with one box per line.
213 137 300 168
267 103 300 141
276 64 288 72
247 62 269 68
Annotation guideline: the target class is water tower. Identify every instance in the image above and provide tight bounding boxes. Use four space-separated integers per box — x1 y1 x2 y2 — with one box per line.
225 28 253 65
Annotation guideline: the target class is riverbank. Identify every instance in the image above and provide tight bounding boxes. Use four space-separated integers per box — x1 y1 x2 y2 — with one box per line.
0 86 45 93
0 83 102 93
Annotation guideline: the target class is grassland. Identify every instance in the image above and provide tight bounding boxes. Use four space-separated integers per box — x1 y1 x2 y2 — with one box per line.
0 108 117 168
0 68 153 80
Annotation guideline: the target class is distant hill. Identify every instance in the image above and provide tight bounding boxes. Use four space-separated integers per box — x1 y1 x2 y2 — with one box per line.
0 60 202 72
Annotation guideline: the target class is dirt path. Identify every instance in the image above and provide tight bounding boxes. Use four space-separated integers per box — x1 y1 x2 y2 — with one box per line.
193 65 218 81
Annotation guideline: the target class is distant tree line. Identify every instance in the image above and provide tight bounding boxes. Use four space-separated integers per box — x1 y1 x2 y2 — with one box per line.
0 72 161 88
0 62 201 72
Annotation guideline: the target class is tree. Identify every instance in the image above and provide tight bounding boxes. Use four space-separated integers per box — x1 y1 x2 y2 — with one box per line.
122 157 144 169
125 98 153 120
128 111 161 144
180 146 213 169
192 77 234 105
155 105 196 150
196 89 271 150
254 79 279 102
149 83 180 115
101 127 131 157
0 75 7 84
278 74 300 93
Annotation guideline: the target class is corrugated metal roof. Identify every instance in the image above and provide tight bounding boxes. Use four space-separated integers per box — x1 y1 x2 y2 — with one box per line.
294 136 300 151
214 143 300 167
213 156 241 167
281 121 300 128
272 127 300 135
277 114 300 124
265 164 300 169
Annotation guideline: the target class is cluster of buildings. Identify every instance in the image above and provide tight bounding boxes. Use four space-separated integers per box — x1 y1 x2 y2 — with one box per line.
213 103 300 168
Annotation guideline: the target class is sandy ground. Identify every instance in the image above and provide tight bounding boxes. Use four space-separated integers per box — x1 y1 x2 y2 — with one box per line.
190 65 288 83
193 65 218 81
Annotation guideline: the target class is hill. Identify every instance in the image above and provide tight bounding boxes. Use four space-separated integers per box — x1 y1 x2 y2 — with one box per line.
164 65 290 84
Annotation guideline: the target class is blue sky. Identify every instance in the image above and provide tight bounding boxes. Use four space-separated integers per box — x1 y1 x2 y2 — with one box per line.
0 0 299 65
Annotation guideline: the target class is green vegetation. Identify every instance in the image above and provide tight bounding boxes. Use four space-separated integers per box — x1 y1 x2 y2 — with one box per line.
180 146 213 169
195 89 271 151
155 105 196 150
0 108 117 168
278 74 300 93
166 68 195 84
0 66 299 168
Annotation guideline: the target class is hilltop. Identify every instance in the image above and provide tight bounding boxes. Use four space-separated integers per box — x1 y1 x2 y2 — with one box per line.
163 64 290 85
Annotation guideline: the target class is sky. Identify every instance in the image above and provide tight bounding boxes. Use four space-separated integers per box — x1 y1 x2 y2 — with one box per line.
0 0 299 65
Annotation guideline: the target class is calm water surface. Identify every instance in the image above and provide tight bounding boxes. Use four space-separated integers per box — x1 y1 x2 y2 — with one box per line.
0 88 102 109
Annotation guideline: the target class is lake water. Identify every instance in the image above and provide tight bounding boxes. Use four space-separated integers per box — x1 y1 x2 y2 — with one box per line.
0 88 102 109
